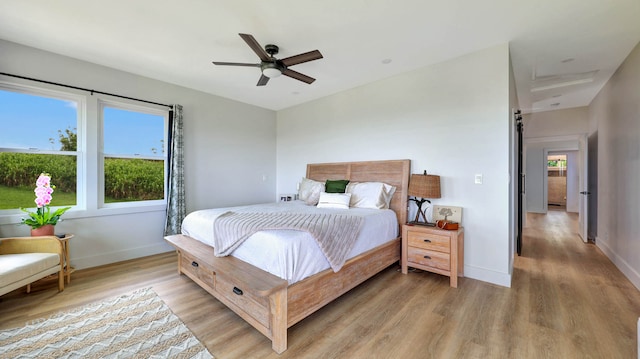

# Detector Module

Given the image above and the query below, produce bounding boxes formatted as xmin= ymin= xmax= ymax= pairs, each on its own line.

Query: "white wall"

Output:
xmin=589 ymin=41 xmax=640 ymax=290
xmin=277 ymin=44 xmax=513 ymax=287
xmin=524 ymin=107 xmax=589 ymax=138
xmin=0 ymin=40 xmax=277 ymax=269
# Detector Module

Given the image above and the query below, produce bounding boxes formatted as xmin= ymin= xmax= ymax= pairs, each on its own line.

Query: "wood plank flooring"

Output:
xmin=1 ymin=210 xmax=639 ymax=358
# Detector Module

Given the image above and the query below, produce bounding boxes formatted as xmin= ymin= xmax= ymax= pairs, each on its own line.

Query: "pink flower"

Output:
xmin=32 ymin=173 xmax=55 ymax=207
xmin=34 ymin=187 xmax=52 ymax=197
xmin=35 ymin=193 xmax=52 ymax=207
xmin=36 ymin=174 xmax=51 ymax=187
xmin=41 ymin=194 xmax=52 ymax=205
xmin=35 ymin=197 xmax=46 ymax=207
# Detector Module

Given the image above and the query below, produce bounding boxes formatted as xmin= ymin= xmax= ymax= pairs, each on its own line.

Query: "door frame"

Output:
xmin=525 ymin=134 xmax=588 ymax=242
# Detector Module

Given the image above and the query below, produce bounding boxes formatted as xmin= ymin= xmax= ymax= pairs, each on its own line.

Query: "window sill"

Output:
xmin=0 ymin=204 xmax=166 ymax=226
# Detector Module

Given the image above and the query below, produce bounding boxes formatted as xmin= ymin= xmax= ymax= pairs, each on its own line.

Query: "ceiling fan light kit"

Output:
xmin=212 ymin=33 xmax=323 ymax=86
xmin=261 ymin=63 xmax=282 ymax=78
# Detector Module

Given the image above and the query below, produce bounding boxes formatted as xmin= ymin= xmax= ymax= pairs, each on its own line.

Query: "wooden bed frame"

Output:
xmin=165 ymin=159 xmax=410 ymax=353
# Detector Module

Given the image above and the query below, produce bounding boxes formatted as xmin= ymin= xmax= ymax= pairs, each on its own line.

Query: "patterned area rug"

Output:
xmin=0 ymin=288 xmax=213 ymax=358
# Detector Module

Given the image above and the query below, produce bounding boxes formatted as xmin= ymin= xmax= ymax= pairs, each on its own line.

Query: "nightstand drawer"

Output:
xmin=407 ymin=247 xmax=450 ymax=271
xmin=407 ymin=230 xmax=451 ymax=253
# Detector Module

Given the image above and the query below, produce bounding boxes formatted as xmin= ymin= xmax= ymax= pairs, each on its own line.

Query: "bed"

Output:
xmin=164 ymin=159 xmax=410 ymax=353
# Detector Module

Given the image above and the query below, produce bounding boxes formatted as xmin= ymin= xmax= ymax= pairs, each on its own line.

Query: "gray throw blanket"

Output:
xmin=213 ymin=211 xmax=364 ymax=272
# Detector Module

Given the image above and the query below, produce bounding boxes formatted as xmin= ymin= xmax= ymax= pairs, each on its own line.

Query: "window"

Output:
xmin=0 ymin=82 xmax=169 ymax=220
xmin=0 ymin=87 xmax=80 ymax=210
xmin=100 ymin=102 xmax=168 ymax=206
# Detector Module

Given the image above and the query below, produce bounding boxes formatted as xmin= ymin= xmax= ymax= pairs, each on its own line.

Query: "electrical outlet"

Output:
xmin=474 ymin=174 xmax=483 ymax=184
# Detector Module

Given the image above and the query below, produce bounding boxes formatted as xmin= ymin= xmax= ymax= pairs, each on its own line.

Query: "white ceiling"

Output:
xmin=0 ymin=0 xmax=639 ymax=113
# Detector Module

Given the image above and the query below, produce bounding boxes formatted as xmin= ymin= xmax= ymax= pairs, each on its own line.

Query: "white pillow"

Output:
xmin=346 ymin=182 xmax=397 ymax=209
xmin=298 ymin=178 xmax=325 ymax=205
xmin=316 ymin=192 xmax=351 ymax=209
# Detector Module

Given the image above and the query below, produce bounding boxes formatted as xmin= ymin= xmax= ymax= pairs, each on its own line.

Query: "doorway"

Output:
xmin=543 ymin=150 xmax=580 ymax=214
xmin=547 ymin=154 xmax=567 ymax=210
xmin=524 ymin=134 xmax=589 ymax=241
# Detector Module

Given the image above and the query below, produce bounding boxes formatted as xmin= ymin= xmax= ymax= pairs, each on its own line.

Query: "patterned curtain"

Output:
xmin=164 ymin=104 xmax=185 ymax=236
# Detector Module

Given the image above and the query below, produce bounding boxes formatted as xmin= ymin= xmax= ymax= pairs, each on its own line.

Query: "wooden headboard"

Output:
xmin=306 ymin=159 xmax=411 ymax=227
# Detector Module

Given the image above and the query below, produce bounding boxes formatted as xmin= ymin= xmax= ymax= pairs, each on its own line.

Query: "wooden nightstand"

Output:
xmin=401 ymin=224 xmax=464 ymax=288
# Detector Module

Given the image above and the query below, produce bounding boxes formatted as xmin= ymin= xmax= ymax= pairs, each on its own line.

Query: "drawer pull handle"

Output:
xmin=423 ymin=239 xmax=432 ymax=243
xmin=233 ymin=287 xmax=244 ymax=296
xmin=191 ymin=261 xmax=199 ymax=267
xmin=424 ymin=255 xmax=432 ymax=259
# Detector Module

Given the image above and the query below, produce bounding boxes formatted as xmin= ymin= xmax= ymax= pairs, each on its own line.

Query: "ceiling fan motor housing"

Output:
xmin=265 ymin=44 xmax=279 ymax=57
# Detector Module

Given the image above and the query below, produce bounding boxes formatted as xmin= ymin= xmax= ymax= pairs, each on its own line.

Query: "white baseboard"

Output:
xmin=71 ymin=242 xmax=175 ymax=270
xmin=596 ymin=236 xmax=640 ymax=291
xmin=464 ymin=264 xmax=512 ymax=288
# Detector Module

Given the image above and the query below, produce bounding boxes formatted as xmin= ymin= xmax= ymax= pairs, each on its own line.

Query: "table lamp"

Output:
xmin=408 ymin=170 xmax=441 ymax=225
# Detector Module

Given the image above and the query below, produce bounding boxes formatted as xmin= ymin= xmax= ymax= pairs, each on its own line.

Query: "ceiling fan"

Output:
xmin=212 ymin=33 xmax=323 ymax=86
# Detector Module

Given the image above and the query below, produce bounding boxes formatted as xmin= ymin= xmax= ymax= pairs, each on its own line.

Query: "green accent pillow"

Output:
xmin=325 ymin=179 xmax=350 ymax=193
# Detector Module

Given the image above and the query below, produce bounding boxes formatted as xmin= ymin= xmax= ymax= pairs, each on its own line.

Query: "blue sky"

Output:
xmin=0 ymin=90 xmax=165 ymax=156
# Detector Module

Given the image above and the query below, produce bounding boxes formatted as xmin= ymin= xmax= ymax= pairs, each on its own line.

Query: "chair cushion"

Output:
xmin=0 ymin=253 xmax=60 ymax=288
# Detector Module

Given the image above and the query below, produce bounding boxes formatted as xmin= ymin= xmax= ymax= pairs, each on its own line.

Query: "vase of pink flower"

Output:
xmin=21 ymin=173 xmax=71 ymax=236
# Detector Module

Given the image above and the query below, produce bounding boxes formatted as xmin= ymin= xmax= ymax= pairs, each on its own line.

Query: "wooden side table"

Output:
xmin=56 ymin=234 xmax=75 ymax=284
xmin=401 ymin=224 xmax=464 ymax=288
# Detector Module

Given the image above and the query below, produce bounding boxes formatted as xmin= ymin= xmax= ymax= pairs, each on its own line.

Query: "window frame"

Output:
xmin=0 ymin=81 xmax=169 ymax=226
xmin=98 ymin=99 xmax=169 ymax=209
xmin=0 ymin=82 xmax=85 ymax=215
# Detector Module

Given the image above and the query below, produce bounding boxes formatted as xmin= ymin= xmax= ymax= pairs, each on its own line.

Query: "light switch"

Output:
xmin=474 ymin=174 xmax=483 ymax=184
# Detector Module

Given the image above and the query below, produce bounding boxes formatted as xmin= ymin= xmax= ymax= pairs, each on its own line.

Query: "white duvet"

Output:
xmin=181 ymin=200 xmax=398 ymax=284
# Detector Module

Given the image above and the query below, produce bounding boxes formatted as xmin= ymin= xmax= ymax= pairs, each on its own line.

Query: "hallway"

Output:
xmin=513 ymin=210 xmax=640 ymax=358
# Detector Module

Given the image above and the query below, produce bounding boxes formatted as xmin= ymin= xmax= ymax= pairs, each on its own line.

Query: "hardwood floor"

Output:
xmin=2 ymin=211 xmax=639 ymax=358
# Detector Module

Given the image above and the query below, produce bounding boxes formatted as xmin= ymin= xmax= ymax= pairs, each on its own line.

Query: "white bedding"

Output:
xmin=181 ymin=200 xmax=398 ymax=284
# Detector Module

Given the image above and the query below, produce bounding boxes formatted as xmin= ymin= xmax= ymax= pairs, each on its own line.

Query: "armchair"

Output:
xmin=0 ymin=236 xmax=64 ymax=296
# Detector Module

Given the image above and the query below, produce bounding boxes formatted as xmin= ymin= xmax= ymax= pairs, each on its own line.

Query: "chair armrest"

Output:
xmin=0 ymin=236 xmax=63 ymax=256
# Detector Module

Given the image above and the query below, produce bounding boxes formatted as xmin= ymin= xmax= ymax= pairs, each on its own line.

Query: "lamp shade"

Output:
xmin=408 ymin=173 xmax=441 ymax=199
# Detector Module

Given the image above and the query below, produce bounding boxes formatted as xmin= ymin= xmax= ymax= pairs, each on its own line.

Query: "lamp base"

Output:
xmin=406 ymin=221 xmax=436 ymax=227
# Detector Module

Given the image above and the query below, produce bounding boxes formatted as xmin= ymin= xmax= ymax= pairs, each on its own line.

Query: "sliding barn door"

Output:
xmin=516 ymin=111 xmax=524 ymax=256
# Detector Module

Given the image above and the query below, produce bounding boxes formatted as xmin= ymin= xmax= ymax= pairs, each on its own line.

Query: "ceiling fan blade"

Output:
xmin=281 ymin=50 xmax=323 ymax=67
xmin=257 ymin=74 xmax=270 ymax=86
xmin=212 ymin=61 xmax=260 ymax=67
xmin=282 ymin=68 xmax=315 ymax=84
xmin=239 ymin=33 xmax=270 ymax=62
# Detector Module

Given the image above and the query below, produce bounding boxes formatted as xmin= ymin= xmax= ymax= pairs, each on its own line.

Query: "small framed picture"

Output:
xmin=279 ymin=194 xmax=297 ymax=202
xmin=433 ymin=205 xmax=462 ymax=223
